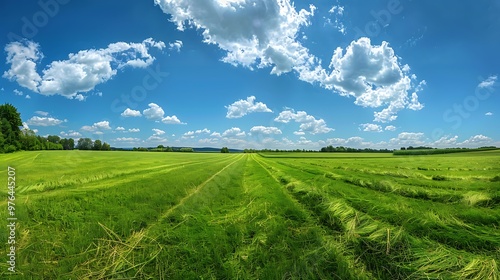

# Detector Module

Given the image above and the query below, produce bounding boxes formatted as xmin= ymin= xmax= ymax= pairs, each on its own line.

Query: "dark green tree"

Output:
xmin=77 ymin=138 xmax=93 ymax=150
xmin=93 ymin=139 xmax=103 ymax=150
xmin=0 ymin=103 xmax=23 ymax=152
xmin=47 ymin=135 xmax=61 ymax=144
xmin=221 ymin=147 xmax=229 ymax=153
xmin=101 ymin=142 xmax=111 ymax=151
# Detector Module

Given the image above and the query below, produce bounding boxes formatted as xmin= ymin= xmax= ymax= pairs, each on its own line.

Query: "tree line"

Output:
xmin=0 ymin=103 xmax=110 ymax=153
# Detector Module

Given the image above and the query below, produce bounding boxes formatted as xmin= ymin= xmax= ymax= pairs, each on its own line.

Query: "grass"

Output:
xmin=0 ymin=150 xmax=499 ymax=279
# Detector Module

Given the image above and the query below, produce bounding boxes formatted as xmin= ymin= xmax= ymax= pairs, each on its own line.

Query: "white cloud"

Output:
xmin=274 ymin=109 xmax=332 ymax=134
xmin=226 ymin=96 xmax=272 ymax=118
xmin=35 ymin=111 xmax=49 ymax=116
xmin=323 ymin=38 xmax=425 ymax=122
xmin=13 ymin=89 xmax=23 ymax=95
xmin=75 ymin=94 xmax=86 ymax=101
xmin=154 ymin=2 xmax=424 ymax=122
xmin=389 ymin=132 xmax=425 ymax=146
xmin=115 ymin=137 xmax=141 ymax=142
xmin=250 ymin=126 xmax=282 ymax=135
xmin=478 ymin=75 xmax=497 ymax=89
xmin=25 ymin=94 xmax=31 ymax=99
xmin=195 ymin=128 xmax=211 ymax=134
xmin=129 ymin=128 xmax=140 ymax=132
xmin=325 ymin=6 xmax=346 ymax=34
xmin=3 ymin=41 xmax=42 ymax=92
xmin=3 ymin=38 xmax=165 ymax=99
xmin=60 ymin=130 xmax=82 ymax=138
xmin=360 ymin=123 xmax=382 ymax=132
xmin=169 ymin=40 xmax=183 ymax=52
xmin=147 ymin=135 xmax=168 ymax=143
xmin=222 ymin=127 xmax=246 ymax=137
xmin=143 ymin=103 xmax=165 ymax=120
xmin=199 ymin=138 xmax=219 ymax=145
xmin=81 ymin=121 xmax=112 ymax=132
xmin=27 ymin=116 xmax=66 ymax=126
xmin=385 ymin=125 xmax=396 ymax=131
xmin=432 ymin=135 xmax=458 ymax=148
xmin=115 ymin=126 xmax=126 ymax=131
xmin=152 ymin=128 xmax=165 ymax=135
xmin=121 ymin=108 xmax=142 ymax=117
xmin=155 ymin=0 xmax=317 ymax=76
xmin=485 ymin=112 xmax=493 ymax=116
xmin=459 ymin=134 xmax=493 ymax=147
xmin=162 ymin=115 xmax=186 ymax=124
xmin=210 ymin=132 xmax=222 ymax=137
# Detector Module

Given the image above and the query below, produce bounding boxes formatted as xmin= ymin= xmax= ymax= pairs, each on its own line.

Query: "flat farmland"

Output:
xmin=1 ymin=150 xmax=499 ymax=279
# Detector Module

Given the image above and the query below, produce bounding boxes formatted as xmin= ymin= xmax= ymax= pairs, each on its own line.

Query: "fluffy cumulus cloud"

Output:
xmin=129 ymin=128 xmax=140 ymax=132
xmin=115 ymin=126 xmax=126 ymax=131
xmin=60 ymin=130 xmax=82 ymax=138
xmin=162 ymin=115 xmax=186 ymax=124
xmin=152 ymin=128 xmax=166 ymax=135
xmin=389 ymin=132 xmax=426 ymax=146
xmin=323 ymin=38 xmax=425 ymax=122
xmin=154 ymin=0 xmax=317 ymax=75
xmin=81 ymin=121 xmax=112 ymax=132
xmin=385 ymin=125 xmax=396 ymax=131
xmin=360 ymin=123 xmax=382 ymax=132
xmin=226 ymin=96 xmax=272 ymax=118
xmin=115 ymin=137 xmax=141 ymax=142
xmin=250 ymin=126 xmax=282 ymax=135
xmin=485 ymin=112 xmax=493 ymax=116
xmin=121 ymin=108 xmax=142 ymax=117
xmin=222 ymin=127 xmax=246 ymax=137
xmin=3 ymin=38 xmax=165 ymax=99
xmin=143 ymin=103 xmax=165 ymax=120
xmin=26 ymin=116 xmax=66 ymax=126
xmin=459 ymin=134 xmax=493 ymax=147
xmin=154 ymin=1 xmax=424 ymax=122
xmin=274 ymin=109 xmax=332 ymax=134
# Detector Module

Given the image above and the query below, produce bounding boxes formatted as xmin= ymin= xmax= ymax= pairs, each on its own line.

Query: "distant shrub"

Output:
xmin=491 ymin=176 xmax=500 ymax=182
xmin=432 ymin=175 xmax=447 ymax=181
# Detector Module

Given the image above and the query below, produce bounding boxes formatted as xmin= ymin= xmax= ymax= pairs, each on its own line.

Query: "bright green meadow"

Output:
xmin=0 ymin=150 xmax=499 ymax=279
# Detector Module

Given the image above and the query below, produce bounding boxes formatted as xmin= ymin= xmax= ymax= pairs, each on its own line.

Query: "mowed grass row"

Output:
xmin=256 ymin=152 xmax=500 ymax=279
xmin=1 ymin=151 xmax=499 ymax=279
xmin=0 ymin=151 xmax=242 ymax=278
xmin=76 ymin=154 xmax=372 ymax=279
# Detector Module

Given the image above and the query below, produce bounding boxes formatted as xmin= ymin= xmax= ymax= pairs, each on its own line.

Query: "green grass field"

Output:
xmin=1 ymin=150 xmax=499 ymax=279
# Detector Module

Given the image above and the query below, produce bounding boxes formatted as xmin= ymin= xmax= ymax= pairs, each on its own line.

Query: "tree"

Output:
xmin=157 ymin=144 xmax=164 ymax=151
xmin=221 ymin=147 xmax=229 ymax=153
xmin=101 ymin=142 xmax=111 ymax=151
xmin=20 ymin=128 xmax=41 ymax=150
xmin=68 ymin=138 xmax=75 ymax=150
xmin=47 ymin=135 xmax=61 ymax=144
xmin=0 ymin=103 xmax=23 ymax=152
xmin=77 ymin=138 xmax=93 ymax=150
xmin=93 ymin=140 xmax=103 ymax=150
xmin=179 ymin=147 xmax=194 ymax=152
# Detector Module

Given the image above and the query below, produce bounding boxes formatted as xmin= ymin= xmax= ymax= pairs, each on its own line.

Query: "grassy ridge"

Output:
xmin=0 ymin=150 xmax=499 ymax=279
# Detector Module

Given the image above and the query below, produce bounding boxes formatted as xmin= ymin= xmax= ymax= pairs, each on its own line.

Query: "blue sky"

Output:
xmin=1 ymin=0 xmax=499 ymax=150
